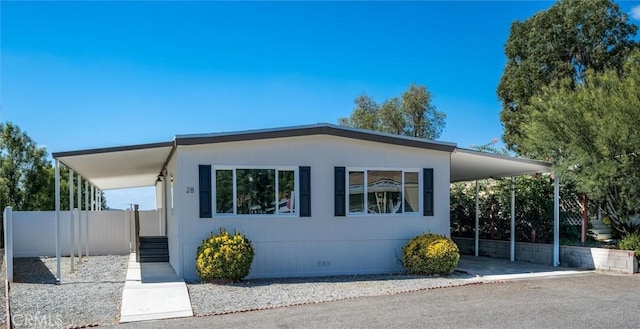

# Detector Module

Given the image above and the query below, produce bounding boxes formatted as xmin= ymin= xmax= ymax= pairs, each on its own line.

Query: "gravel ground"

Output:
xmin=187 ymin=272 xmax=475 ymax=316
xmin=1 ymin=249 xmax=6 ymax=327
xmin=9 ymin=255 xmax=128 ymax=329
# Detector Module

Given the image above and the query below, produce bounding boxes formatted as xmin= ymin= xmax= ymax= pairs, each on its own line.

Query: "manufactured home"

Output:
xmin=52 ymin=124 xmax=554 ymax=280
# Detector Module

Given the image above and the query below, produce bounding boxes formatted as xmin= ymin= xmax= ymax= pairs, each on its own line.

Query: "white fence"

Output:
xmin=6 ymin=209 xmax=161 ymax=258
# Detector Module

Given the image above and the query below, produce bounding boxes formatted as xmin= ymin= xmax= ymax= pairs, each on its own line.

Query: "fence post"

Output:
xmin=74 ymin=208 xmax=80 ymax=264
xmin=134 ymin=205 xmax=140 ymax=263
xmin=3 ymin=206 xmax=13 ymax=282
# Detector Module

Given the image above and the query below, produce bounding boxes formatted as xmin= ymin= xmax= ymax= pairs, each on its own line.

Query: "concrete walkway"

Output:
xmin=120 ymin=253 xmax=193 ymax=323
xmin=457 ymin=255 xmax=587 ymax=280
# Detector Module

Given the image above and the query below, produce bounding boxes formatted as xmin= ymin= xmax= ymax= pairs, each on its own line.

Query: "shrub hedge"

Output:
xmin=618 ymin=231 xmax=640 ymax=261
xmin=196 ymin=228 xmax=254 ymax=282
xmin=402 ymin=233 xmax=460 ymax=275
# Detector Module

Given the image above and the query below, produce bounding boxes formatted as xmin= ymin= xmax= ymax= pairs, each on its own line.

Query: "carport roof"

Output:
xmin=451 ymin=148 xmax=551 ymax=182
xmin=52 ymin=123 xmax=551 ymax=190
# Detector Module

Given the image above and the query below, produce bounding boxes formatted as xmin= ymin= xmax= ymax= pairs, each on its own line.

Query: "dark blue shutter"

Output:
xmin=423 ymin=168 xmax=434 ymax=216
xmin=199 ymin=165 xmax=212 ymax=218
xmin=334 ymin=167 xmax=346 ymax=216
xmin=299 ymin=166 xmax=311 ymax=217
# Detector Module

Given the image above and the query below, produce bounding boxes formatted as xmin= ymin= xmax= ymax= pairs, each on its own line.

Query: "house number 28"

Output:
xmin=186 ymin=187 xmax=195 ymax=194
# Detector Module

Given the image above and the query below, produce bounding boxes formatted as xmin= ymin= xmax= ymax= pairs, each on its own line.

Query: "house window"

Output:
xmin=348 ymin=169 xmax=420 ymax=215
xmin=214 ymin=167 xmax=297 ymax=216
xmin=215 ymin=170 xmax=233 ymax=214
xmin=348 ymin=171 xmax=364 ymax=213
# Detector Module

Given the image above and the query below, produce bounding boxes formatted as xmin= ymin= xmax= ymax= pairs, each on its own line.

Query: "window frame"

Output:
xmin=345 ymin=167 xmax=422 ymax=217
xmin=213 ymin=165 xmax=299 ymax=217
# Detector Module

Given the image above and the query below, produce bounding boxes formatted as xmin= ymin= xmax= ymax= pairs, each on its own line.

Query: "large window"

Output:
xmin=214 ymin=167 xmax=296 ymax=216
xmin=348 ymin=169 xmax=419 ymax=215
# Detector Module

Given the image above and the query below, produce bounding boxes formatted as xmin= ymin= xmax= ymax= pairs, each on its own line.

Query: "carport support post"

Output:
xmin=85 ymin=180 xmax=89 ymax=258
xmin=474 ymin=180 xmax=479 ymax=257
xmin=4 ymin=206 xmax=13 ymax=282
xmin=69 ymin=168 xmax=75 ymax=272
xmin=77 ymin=175 xmax=82 ymax=262
xmin=510 ymin=177 xmax=515 ymax=262
xmin=553 ymin=175 xmax=560 ymax=266
xmin=55 ymin=159 xmax=61 ymax=284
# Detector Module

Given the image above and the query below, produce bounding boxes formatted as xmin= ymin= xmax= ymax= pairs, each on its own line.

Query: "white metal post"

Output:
xmin=85 ymin=181 xmax=89 ymax=258
xmin=98 ymin=189 xmax=102 ymax=211
xmin=128 ymin=205 xmax=133 ymax=252
xmin=77 ymin=175 xmax=82 ymax=262
xmin=55 ymin=159 xmax=61 ymax=284
xmin=510 ymin=177 xmax=515 ymax=262
xmin=91 ymin=185 xmax=95 ymax=211
xmin=4 ymin=206 xmax=13 ymax=282
xmin=69 ymin=168 xmax=75 ymax=272
xmin=474 ymin=180 xmax=479 ymax=257
xmin=553 ymin=175 xmax=560 ymax=266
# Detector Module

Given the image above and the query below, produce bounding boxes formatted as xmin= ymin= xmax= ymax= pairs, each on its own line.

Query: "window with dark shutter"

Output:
xmin=423 ymin=168 xmax=434 ymax=216
xmin=199 ymin=165 xmax=212 ymax=218
xmin=334 ymin=167 xmax=346 ymax=216
xmin=299 ymin=166 xmax=311 ymax=217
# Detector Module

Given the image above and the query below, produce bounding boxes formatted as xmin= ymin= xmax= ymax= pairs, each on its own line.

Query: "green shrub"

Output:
xmin=618 ymin=232 xmax=640 ymax=261
xmin=402 ymin=233 xmax=460 ymax=275
xmin=196 ymin=228 xmax=255 ymax=282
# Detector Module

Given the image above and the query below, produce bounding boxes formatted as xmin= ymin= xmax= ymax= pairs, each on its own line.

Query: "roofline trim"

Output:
xmin=52 ymin=141 xmax=174 ymax=158
xmin=175 ymin=123 xmax=457 ymax=152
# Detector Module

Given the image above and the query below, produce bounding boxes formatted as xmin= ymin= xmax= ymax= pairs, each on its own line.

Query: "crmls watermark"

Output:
xmin=12 ymin=312 xmax=63 ymax=328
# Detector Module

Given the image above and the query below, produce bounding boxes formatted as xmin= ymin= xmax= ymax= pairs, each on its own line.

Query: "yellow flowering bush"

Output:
xmin=402 ymin=233 xmax=460 ymax=275
xmin=196 ymin=228 xmax=254 ymax=282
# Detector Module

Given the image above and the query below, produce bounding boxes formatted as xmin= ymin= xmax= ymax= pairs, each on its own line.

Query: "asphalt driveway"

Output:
xmin=115 ymin=272 xmax=640 ymax=329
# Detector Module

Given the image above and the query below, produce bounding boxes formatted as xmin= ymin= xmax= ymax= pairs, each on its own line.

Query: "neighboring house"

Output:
xmin=53 ymin=124 xmax=553 ymax=280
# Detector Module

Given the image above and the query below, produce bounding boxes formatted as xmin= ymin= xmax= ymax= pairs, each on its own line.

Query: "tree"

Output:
xmin=522 ymin=50 xmax=640 ymax=234
xmin=378 ymin=97 xmax=404 ymax=135
xmin=450 ymin=139 xmax=582 ymax=244
xmin=339 ymin=83 xmax=446 ymax=140
xmin=498 ymin=0 xmax=638 ymax=153
xmin=0 ymin=122 xmax=109 ymax=246
xmin=338 ymin=94 xmax=380 ymax=131
xmin=0 ymin=122 xmax=51 ymax=211
xmin=402 ymin=84 xmax=446 ymax=139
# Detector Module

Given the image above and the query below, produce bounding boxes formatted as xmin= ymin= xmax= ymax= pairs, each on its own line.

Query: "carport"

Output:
xmin=51 ymin=142 xmax=175 ymax=282
xmin=450 ymin=148 xmax=557 ymax=265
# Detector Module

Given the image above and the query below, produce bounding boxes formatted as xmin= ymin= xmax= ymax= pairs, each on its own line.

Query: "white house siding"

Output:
xmin=175 ymin=135 xmax=451 ymax=279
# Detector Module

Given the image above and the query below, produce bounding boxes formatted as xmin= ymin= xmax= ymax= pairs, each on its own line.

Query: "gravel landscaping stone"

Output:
xmin=1 ymin=250 xmax=6 ymax=327
xmin=9 ymin=255 xmax=128 ymax=328
xmin=187 ymin=272 xmax=475 ymax=316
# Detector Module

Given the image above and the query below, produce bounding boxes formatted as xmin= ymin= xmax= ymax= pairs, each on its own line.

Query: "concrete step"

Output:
xmin=140 ymin=248 xmax=169 ymax=256
xmin=139 ymin=236 xmax=169 ymax=263
xmin=139 ymin=242 xmax=168 ymax=250
xmin=140 ymin=236 xmax=168 ymax=243
xmin=139 ymin=255 xmax=169 ymax=263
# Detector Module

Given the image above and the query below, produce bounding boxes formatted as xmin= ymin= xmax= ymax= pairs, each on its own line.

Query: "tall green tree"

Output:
xmin=0 ymin=122 xmax=51 ymax=211
xmin=338 ymin=94 xmax=380 ymax=131
xmin=523 ymin=50 xmax=640 ymax=234
xmin=498 ymin=0 xmax=638 ymax=153
xmin=0 ymin=122 xmax=108 ymax=212
xmin=339 ymin=83 xmax=446 ymax=140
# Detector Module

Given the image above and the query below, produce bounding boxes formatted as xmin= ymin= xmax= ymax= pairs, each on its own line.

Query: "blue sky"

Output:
xmin=2 ymin=1 xmax=640 ymax=209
